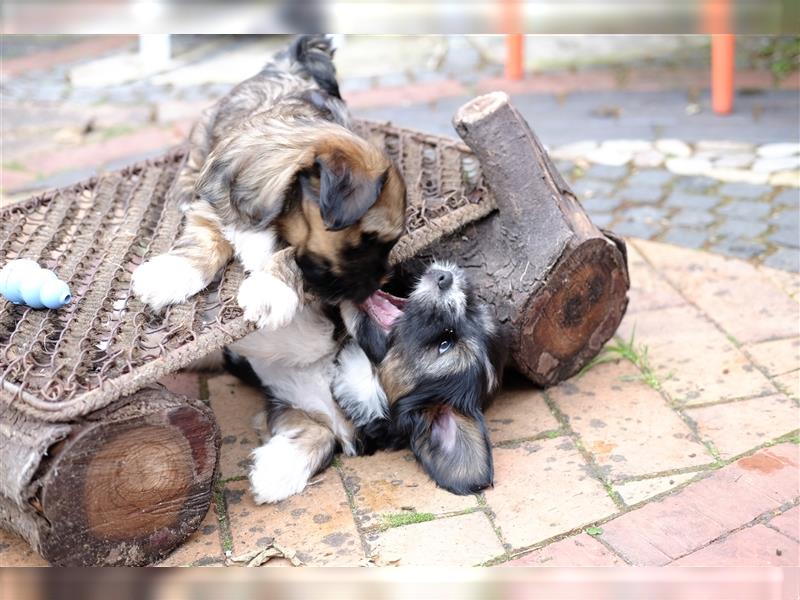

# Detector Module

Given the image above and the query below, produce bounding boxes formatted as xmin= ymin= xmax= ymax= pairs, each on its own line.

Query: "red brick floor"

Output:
xmin=2 ymin=241 xmax=795 ymax=567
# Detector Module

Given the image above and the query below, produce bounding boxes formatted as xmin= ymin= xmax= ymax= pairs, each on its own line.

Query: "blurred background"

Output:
xmin=2 ymin=34 xmax=798 ymax=271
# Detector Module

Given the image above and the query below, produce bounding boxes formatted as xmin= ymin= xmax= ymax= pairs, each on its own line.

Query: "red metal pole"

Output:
xmin=711 ymin=34 xmax=735 ymax=115
xmin=506 ymin=34 xmax=524 ymax=81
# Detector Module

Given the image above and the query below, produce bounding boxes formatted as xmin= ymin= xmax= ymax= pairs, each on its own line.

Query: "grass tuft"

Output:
xmin=580 ymin=327 xmax=667 ymax=392
xmin=382 ymin=512 xmax=436 ymax=529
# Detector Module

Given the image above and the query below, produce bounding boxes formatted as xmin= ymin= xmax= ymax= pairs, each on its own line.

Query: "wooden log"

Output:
xmin=402 ymin=92 xmax=630 ymax=386
xmin=0 ymin=387 xmax=219 ymax=566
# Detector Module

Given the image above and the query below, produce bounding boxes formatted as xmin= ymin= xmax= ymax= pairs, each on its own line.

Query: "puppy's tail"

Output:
xmin=290 ymin=34 xmax=341 ymax=99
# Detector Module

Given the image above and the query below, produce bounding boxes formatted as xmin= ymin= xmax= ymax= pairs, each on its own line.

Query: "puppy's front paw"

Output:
xmin=249 ymin=436 xmax=312 ymax=504
xmin=131 ymin=254 xmax=205 ymax=310
xmin=237 ymin=271 xmax=299 ymax=330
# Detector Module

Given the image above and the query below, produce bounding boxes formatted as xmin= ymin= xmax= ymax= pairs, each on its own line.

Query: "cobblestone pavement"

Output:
xmin=0 ymin=37 xmax=798 ymax=567
xmin=2 ymin=36 xmax=798 ymax=271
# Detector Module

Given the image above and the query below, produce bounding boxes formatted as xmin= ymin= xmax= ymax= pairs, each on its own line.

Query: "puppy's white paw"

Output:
xmin=237 ymin=271 xmax=299 ymax=330
xmin=249 ymin=436 xmax=313 ymax=504
xmin=131 ymin=254 xmax=205 ymax=310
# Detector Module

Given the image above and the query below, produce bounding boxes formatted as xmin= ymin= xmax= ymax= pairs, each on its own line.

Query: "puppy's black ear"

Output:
xmin=413 ymin=407 xmax=493 ymax=495
xmin=304 ymin=158 xmax=386 ymax=231
xmin=406 ymin=405 xmax=493 ymax=495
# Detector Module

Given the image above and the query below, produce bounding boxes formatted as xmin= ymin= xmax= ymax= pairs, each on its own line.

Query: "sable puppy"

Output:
xmin=336 ymin=262 xmax=507 ymax=495
xmin=132 ymin=35 xmax=406 ymax=328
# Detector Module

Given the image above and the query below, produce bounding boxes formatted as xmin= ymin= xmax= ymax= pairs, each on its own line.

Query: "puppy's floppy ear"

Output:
xmin=392 ymin=388 xmax=493 ymax=495
xmin=301 ymin=157 xmax=387 ymax=231
xmin=408 ymin=405 xmax=493 ymax=495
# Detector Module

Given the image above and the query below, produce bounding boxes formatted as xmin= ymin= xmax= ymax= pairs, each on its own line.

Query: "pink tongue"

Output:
xmin=360 ymin=290 xmax=406 ymax=331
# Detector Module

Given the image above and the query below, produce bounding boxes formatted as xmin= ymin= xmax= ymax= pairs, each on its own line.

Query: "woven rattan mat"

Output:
xmin=0 ymin=120 xmax=497 ymax=422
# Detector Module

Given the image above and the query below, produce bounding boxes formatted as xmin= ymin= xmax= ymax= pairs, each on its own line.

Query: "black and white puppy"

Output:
xmin=337 ymin=262 xmax=506 ymax=494
xmin=226 ymin=262 xmax=505 ymax=503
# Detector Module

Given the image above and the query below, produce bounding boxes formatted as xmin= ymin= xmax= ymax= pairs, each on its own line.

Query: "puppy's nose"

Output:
xmin=431 ymin=269 xmax=453 ymax=291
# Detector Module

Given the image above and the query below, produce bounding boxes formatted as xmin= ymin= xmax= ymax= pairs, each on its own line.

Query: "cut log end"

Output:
xmin=35 ymin=388 xmax=219 ymax=566
xmin=516 ymin=237 xmax=629 ymax=386
xmin=454 ymin=91 xmax=510 ymax=126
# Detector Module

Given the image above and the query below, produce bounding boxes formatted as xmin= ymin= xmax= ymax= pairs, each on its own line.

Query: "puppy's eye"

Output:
xmin=438 ymin=330 xmax=455 ymax=354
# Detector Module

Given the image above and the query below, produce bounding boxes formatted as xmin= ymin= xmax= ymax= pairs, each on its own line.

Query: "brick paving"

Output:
xmin=1 ymin=36 xmax=798 ymax=568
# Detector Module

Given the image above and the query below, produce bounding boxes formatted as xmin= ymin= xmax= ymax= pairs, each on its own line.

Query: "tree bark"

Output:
xmin=402 ymin=92 xmax=630 ymax=386
xmin=0 ymin=386 xmax=219 ymax=566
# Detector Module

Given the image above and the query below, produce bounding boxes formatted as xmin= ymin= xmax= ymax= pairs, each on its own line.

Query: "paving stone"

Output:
xmin=626 ymin=169 xmax=674 ymax=188
xmin=551 ymin=141 xmax=598 ymax=161
xmin=599 ymin=444 xmax=799 ymax=565
xmin=619 ymin=186 xmax=663 ymax=205
xmin=713 ymin=153 xmax=754 ymax=169
xmin=614 ymin=473 xmax=698 ymax=506
xmin=672 ymin=176 xmax=718 ymax=194
xmin=688 ymin=394 xmax=797 ymax=459
xmin=758 ymin=265 xmax=800 ymax=300
xmin=763 ymin=247 xmax=800 ymax=273
xmin=634 ymin=240 xmax=800 ymax=344
xmin=207 ymin=374 xmax=266 ymax=479
xmin=612 ymin=219 xmax=661 ymax=239
xmin=770 ymin=205 xmax=800 ymax=228
xmin=718 ymin=182 xmax=773 ymax=199
xmin=670 ymin=525 xmax=799 ymax=566
xmin=485 ymin=376 xmax=560 ymax=443
xmin=625 ymin=243 xmax=687 ymax=313
xmin=632 ymin=149 xmax=665 ymax=168
xmin=571 ymin=178 xmax=615 ymax=199
xmin=0 ymin=528 xmax=49 ymax=566
xmin=617 ymin=303 xmax=775 ymax=406
xmin=158 ymin=371 xmax=201 ymax=399
xmin=584 ymin=164 xmax=628 ymax=181
xmin=770 ymin=170 xmax=800 ymax=187
xmin=769 ymin=225 xmax=800 ymax=249
xmin=671 ymin=209 xmax=715 ymax=228
xmin=768 ymin=505 xmax=799 ymax=541
xmin=730 ymin=443 xmax=799 ymax=505
xmin=586 ymin=147 xmax=632 ymax=167
xmin=709 ymin=168 xmax=770 ymax=185
xmin=753 ymin=156 xmax=800 ymax=173
xmin=773 ymin=188 xmax=800 ymax=207
xmin=665 ymin=157 xmax=712 ymax=176
xmin=506 ymin=533 xmax=624 ymax=566
xmin=340 ymin=450 xmax=476 ymax=529
xmin=716 ymin=201 xmax=772 ymax=219
xmin=696 ymin=140 xmax=754 ymax=154
xmin=664 ymin=191 xmax=718 ymax=210
xmin=661 ymin=227 xmax=709 ymax=250
xmin=744 ymin=337 xmax=800 ymax=377
xmin=757 ymin=143 xmax=800 ymax=158
xmin=366 ymin=512 xmax=504 ymax=566
xmin=626 ymin=206 xmax=668 ymax=222
xmin=550 ymin=361 xmax=711 ymax=479
xmin=157 ymin=507 xmax=224 ymax=566
xmin=224 ymin=477 xmax=364 ymax=566
xmin=773 ymin=372 xmax=799 ymax=400
xmin=714 ymin=218 xmax=769 ymax=239
xmin=709 ymin=239 xmax=769 ymax=261
xmin=655 ymin=139 xmax=691 ymax=158
xmin=582 ymin=195 xmax=621 ymax=212
xmin=485 ymin=438 xmax=618 ymax=550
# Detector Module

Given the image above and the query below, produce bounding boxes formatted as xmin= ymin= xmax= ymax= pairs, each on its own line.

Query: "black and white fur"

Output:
xmin=226 ymin=262 xmax=505 ymax=503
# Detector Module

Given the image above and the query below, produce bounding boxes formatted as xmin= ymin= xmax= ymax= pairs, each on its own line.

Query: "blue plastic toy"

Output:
xmin=0 ymin=259 xmax=72 ymax=309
